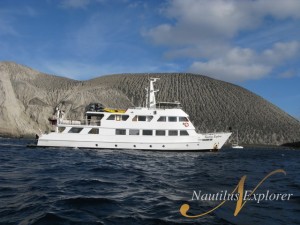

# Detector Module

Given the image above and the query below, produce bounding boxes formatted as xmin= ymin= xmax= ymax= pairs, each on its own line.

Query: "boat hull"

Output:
xmin=37 ymin=132 xmax=231 ymax=151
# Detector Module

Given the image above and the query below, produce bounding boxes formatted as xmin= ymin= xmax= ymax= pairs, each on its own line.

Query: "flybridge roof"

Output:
xmin=86 ymin=107 xmax=188 ymax=117
xmin=85 ymin=101 xmax=182 ymax=115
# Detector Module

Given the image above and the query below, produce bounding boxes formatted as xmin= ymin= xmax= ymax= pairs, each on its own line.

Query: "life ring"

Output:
xmin=183 ymin=122 xmax=189 ymax=127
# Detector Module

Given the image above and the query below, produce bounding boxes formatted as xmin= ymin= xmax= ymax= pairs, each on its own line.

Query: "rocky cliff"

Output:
xmin=0 ymin=61 xmax=299 ymax=145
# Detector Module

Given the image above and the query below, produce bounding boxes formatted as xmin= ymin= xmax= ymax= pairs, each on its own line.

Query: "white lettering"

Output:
xmin=192 ymin=191 xmax=201 ymax=200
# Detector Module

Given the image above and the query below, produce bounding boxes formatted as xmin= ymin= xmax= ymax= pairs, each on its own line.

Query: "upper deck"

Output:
xmin=57 ymin=78 xmax=193 ymax=129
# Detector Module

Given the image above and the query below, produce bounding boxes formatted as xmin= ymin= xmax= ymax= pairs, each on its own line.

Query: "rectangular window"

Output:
xmin=168 ymin=117 xmax=177 ymax=122
xmin=157 ymin=116 xmax=166 ymax=122
xmin=116 ymin=129 xmax=126 ymax=135
xmin=180 ymin=130 xmax=189 ymax=136
xmin=169 ymin=130 xmax=178 ymax=136
xmin=129 ymin=129 xmax=139 ymax=135
xmin=156 ymin=130 xmax=166 ymax=136
xmin=132 ymin=115 xmax=153 ymax=122
xmin=142 ymin=130 xmax=153 ymax=136
xmin=89 ymin=128 xmax=99 ymax=134
xmin=68 ymin=127 xmax=83 ymax=133
xmin=179 ymin=117 xmax=189 ymax=122
xmin=107 ymin=115 xmax=115 ymax=120
xmin=122 ymin=115 xmax=129 ymax=121
xmin=116 ymin=115 xmax=121 ymax=121
xmin=138 ymin=116 xmax=146 ymax=121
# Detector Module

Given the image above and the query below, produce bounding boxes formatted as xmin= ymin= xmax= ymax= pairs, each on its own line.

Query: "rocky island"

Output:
xmin=0 ymin=61 xmax=299 ymax=145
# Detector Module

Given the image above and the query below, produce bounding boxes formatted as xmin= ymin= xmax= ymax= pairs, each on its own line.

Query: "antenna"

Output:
xmin=145 ymin=87 xmax=149 ymax=108
xmin=177 ymin=74 xmax=179 ymax=102
xmin=149 ymin=78 xmax=159 ymax=108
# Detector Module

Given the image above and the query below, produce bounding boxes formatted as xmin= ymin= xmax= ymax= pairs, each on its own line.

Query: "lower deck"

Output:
xmin=37 ymin=132 xmax=231 ymax=151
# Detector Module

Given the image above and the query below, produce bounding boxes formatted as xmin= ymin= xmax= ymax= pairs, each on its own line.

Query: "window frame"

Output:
xmin=168 ymin=130 xmax=178 ymax=136
xmin=179 ymin=117 xmax=189 ymax=122
xmin=129 ymin=129 xmax=140 ymax=135
xmin=142 ymin=130 xmax=153 ymax=136
xmin=107 ymin=115 xmax=115 ymax=120
xmin=155 ymin=130 xmax=166 ymax=136
xmin=115 ymin=129 xmax=126 ymax=135
xmin=180 ymin=130 xmax=189 ymax=136
xmin=68 ymin=127 xmax=83 ymax=133
xmin=88 ymin=128 xmax=99 ymax=134
xmin=122 ymin=115 xmax=129 ymax=121
xmin=157 ymin=116 xmax=166 ymax=122
xmin=168 ymin=117 xmax=177 ymax=122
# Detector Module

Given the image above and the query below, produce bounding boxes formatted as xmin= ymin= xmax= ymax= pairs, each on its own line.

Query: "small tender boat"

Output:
xmin=37 ymin=78 xmax=231 ymax=151
xmin=232 ymin=144 xmax=244 ymax=149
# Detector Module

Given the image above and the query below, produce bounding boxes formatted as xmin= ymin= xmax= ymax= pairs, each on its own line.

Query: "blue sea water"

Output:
xmin=0 ymin=138 xmax=299 ymax=225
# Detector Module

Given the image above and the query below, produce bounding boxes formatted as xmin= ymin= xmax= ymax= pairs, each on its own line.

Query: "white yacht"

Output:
xmin=37 ymin=78 xmax=231 ymax=151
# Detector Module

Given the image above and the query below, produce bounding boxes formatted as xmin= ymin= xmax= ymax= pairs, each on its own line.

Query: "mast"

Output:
xmin=145 ymin=87 xmax=149 ymax=108
xmin=148 ymin=78 xmax=159 ymax=108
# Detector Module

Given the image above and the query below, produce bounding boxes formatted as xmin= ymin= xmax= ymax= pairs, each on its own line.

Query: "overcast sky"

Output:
xmin=1 ymin=0 xmax=300 ymax=119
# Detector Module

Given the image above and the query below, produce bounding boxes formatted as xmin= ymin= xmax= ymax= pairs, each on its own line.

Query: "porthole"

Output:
xmin=95 ymin=144 xmax=98 ymax=147
xmin=150 ymin=145 xmax=152 ymax=148
xmin=133 ymin=145 xmax=136 ymax=147
xmin=115 ymin=144 xmax=118 ymax=147
xmin=162 ymin=145 xmax=165 ymax=148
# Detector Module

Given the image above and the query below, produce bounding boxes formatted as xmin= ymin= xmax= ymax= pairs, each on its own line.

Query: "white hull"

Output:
xmin=38 ymin=132 xmax=231 ymax=151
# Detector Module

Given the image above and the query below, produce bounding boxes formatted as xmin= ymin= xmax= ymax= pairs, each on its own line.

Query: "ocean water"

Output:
xmin=0 ymin=138 xmax=299 ymax=225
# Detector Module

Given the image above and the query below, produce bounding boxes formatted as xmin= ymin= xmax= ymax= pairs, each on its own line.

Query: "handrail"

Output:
xmin=58 ymin=119 xmax=101 ymax=126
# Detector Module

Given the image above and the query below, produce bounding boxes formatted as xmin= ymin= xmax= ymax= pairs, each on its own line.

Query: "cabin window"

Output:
xmin=179 ymin=117 xmax=189 ymax=122
xmin=116 ymin=129 xmax=126 ymax=135
xmin=168 ymin=117 xmax=177 ymax=122
xmin=180 ymin=130 xmax=189 ymax=136
xmin=107 ymin=115 xmax=115 ymax=120
xmin=138 ymin=116 xmax=146 ymax=121
xmin=142 ymin=130 xmax=153 ymax=136
xmin=107 ymin=114 xmax=128 ymax=121
xmin=122 ymin=115 xmax=129 ymax=121
xmin=68 ymin=127 xmax=83 ymax=133
xmin=156 ymin=130 xmax=166 ymax=136
xmin=157 ymin=116 xmax=166 ymax=122
xmin=132 ymin=115 xmax=153 ymax=122
xmin=169 ymin=130 xmax=178 ymax=136
xmin=146 ymin=116 xmax=153 ymax=122
xmin=89 ymin=128 xmax=99 ymax=134
xmin=129 ymin=129 xmax=139 ymax=135
xmin=58 ymin=127 xmax=66 ymax=133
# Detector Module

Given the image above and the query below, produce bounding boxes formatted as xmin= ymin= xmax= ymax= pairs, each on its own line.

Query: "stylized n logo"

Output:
xmin=180 ymin=169 xmax=286 ymax=218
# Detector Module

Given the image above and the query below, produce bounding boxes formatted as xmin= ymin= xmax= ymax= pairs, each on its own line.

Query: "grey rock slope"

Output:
xmin=0 ymin=61 xmax=299 ymax=145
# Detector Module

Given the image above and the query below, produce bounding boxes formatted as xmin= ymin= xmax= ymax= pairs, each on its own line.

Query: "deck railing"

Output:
xmin=58 ymin=119 xmax=101 ymax=126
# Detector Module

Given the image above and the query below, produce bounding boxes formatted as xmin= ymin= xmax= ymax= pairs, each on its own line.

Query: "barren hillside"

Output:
xmin=0 ymin=61 xmax=299 ymax=145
